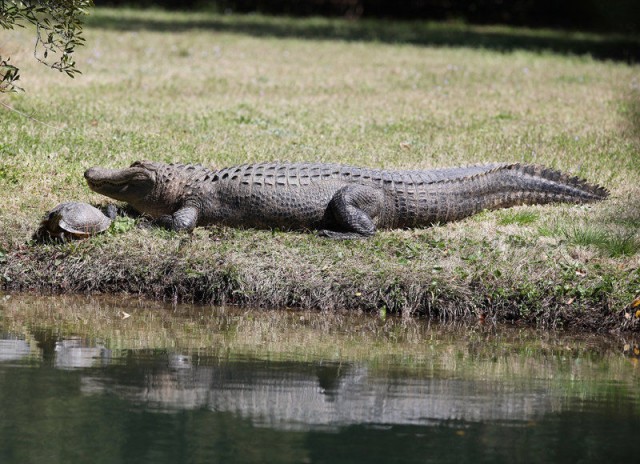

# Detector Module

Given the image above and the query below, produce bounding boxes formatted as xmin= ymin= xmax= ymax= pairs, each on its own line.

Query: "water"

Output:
xmin=0 ymin=295 xmax=639 ymax=463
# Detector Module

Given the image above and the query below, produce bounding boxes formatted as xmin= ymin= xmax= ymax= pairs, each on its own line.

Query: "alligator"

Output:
xmin=84 ymin=160 xmax=608 ymax=239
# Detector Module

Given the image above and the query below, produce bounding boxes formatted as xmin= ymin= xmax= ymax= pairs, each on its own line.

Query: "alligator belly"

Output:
xmin=214 ymin=186 xmax=335 ymax=230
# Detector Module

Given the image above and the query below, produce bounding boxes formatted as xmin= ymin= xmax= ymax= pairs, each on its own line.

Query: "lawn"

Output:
xmin=1 ymin=8 xmax=639 ymax=330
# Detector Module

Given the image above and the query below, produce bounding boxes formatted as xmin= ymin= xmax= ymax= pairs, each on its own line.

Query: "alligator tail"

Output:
xmin=501 ymin=163 xmax=609 ymax=204
xmin=426 ymin=163 xmax=609 ymax=223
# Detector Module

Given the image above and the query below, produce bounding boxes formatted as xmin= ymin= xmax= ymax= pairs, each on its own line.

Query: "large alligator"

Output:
xmin=84 ymin=160 xmax=608 ymax=239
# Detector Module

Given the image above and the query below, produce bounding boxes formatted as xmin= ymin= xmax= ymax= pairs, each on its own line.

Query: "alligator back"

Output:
xmin=185 ymin=162 xmax=608 ymax=230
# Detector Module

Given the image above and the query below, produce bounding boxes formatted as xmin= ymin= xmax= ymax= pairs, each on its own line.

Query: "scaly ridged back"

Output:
xmin=206 ymin=162 xmax=512 ymax=188
xmin=163 ymin=161 xmax=608 ymax=229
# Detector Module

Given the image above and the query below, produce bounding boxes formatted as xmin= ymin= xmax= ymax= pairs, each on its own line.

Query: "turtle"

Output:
xmin=36 ymin=202 xmax=117 ymax=241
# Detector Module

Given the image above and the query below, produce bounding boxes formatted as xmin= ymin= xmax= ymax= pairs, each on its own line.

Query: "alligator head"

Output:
xmin=84 ymin=160 xmax=181 ymax=217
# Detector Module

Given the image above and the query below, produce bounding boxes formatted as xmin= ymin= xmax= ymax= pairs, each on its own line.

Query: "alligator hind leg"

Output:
xmin=319 ymin=185 xmax=384 ymax=239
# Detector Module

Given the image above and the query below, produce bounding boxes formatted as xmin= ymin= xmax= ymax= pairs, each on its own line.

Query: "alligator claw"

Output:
xmin=318 ymin=229 xmax=369 ymax=240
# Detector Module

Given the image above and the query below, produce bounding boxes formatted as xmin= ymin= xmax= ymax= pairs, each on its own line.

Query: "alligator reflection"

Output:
xmin=0 ymin=335 xmax=32 ymax=362
xmin=0 ymin=332 xmax=555 ymax=430
xmin=55 ymin=337 xmax=112 ymax=369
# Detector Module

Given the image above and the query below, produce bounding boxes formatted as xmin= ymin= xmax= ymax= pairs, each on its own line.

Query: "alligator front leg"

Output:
xmin=153 ymin=206 xmax=199 ymax=232
xmin=319 ymin=185 xmax=384 ymax=239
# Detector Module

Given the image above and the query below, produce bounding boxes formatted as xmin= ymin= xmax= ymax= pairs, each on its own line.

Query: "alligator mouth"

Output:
xmin=85 ymin=176 xmax=130 ymax=196
xmin=84 ymin=166 xmax=155 ymax=201
xmin=86 ymin=178 xmax=122 ymax=187
xmin=85 ymin=178 xmax=128 ymax=190
xmin=90 ymin=181 xmax=130 ymax=196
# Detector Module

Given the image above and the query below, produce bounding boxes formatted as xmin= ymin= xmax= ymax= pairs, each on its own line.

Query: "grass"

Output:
xmin=567 ymin=226 xmax=640 ymax=257
xmin=497 ymin=210 xmax=540 ymax=226
xmin=1 ymin=8 xmax=640 ymax=331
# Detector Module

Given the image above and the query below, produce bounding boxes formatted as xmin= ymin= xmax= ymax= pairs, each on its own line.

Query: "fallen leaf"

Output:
xmin=632 ymin=297 xmax=640 ymax=308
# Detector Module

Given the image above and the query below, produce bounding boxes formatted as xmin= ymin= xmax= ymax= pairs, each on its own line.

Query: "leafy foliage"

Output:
xmin=0 ymin=0 xmax=93 ymax=92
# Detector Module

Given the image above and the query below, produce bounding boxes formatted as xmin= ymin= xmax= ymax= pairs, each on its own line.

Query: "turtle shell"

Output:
xmin=42 ymin=202 xmax=113 ymax=239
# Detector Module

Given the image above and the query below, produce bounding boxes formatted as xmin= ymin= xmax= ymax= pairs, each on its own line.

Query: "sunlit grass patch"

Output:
xmin=497 ymin=210 xmax=540 ymax=226
xmin=566 ymin=226 xmax=640 ymax=257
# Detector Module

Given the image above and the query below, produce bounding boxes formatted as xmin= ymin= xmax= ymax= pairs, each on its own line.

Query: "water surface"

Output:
xmin=0 ymin=295 xmax=639 ymax=463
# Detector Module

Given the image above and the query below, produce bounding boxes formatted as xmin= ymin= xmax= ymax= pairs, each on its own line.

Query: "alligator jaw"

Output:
xmin=84 ymin=165 xmax=156 ymax=203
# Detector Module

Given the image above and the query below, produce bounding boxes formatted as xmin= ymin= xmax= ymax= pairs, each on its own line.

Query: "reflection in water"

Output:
xmin=0 ymin=332 xmax=586 ymax=429
xmin=82 ymin=361 xmax=556 ymax=429
xmin=54 ymin=337 xmax=112 ymax=370
xmin=0 ymin=296 xmax=639 ymax=464
xmin=0 ymin=336 xmax=31 ymax=362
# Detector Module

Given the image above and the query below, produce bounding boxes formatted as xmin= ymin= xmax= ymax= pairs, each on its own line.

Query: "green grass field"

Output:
xmin=1 ymin=8 xmax=639 ymax=330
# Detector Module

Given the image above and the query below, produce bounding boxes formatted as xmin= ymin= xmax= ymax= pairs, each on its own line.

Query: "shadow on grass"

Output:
xmin=85 ymin=10 xmax=640 ymax=62
xmin=622 ymin=90 xmax=640 ymax=143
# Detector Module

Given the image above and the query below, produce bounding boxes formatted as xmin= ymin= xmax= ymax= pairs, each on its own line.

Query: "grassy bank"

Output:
xmin=1 ymin=8 xmax=639 ymax=331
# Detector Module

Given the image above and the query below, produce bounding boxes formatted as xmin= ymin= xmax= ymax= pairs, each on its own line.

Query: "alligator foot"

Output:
xmin=322 ymin=185 xmax=382 ymax=239
xmin=103 ymin=203 xmax=119 ymax=220
xmin=151 ymin=206 xmax=199 ymax=232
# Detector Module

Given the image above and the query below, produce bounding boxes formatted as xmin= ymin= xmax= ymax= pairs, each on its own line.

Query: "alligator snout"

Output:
xmin=84 ymin=167 xmax=99 ymax=183
xmin=84 ymin=166 xmax=131 ymax=186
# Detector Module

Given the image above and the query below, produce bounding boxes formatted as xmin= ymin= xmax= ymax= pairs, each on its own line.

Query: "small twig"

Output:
xmin=0 ymin=98 xmax=65 ymax=132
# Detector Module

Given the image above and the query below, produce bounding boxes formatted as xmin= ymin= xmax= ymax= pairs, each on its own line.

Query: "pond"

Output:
xmin=0 ymin=294 xmax=639 ymax=464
